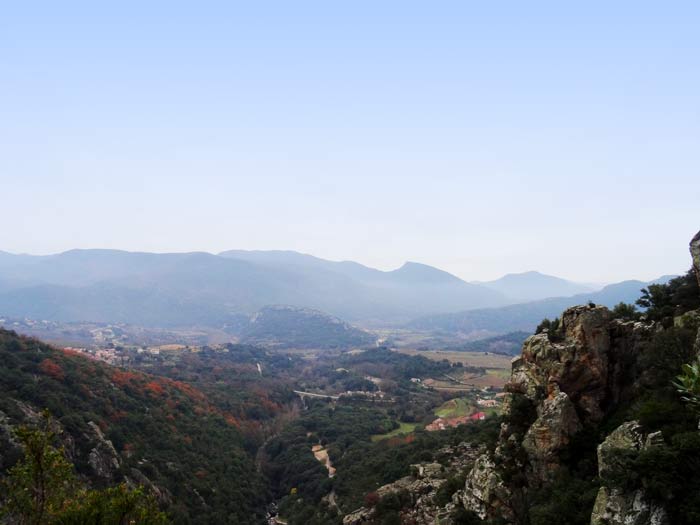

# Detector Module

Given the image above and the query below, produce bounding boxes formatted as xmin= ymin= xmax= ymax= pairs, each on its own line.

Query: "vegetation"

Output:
xmin=611 ymin=301 xmax=640 ymax=320
xmin=534 ymin=317 xmax=562 ymax=341
xmin=636 ymin=270 xmax=700 ymax=323
xmin=0 ymin=329 xmax=269 ymax=524
xmin=240 ymin=305 xmax=376 ymax=349
xmin=2 ymin=263 xmax=698 ymax=525
xmin=455 ymin=331 xmax=530 ymax=356
xmin=675 ymin=360 xmax=700 ymax=413
xmin=0 ymin=413 xmax=166 ymax=525
xmin=263 ymin=381 xmax=501 ymax=524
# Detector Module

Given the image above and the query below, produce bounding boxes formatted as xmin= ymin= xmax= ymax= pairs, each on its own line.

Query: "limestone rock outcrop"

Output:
xmin=460 ymin=454 xmax=514 ymax=522
xmin=342 ymin=463 xmax=447 ymax=525
xmin=85 ymin=420 xmax=121 ymax=482
xmin=521 ymin=389 xmax=581 ymax=483
xmin=508 ymin=306 xmax=650 ymax=425
xmin=342 ymin=443 xmax=483 ymax=525
xmin=461 ymin=305 xmax=655 ymax=523
xmin=691 ymin=230 xmax=700 ymax=289
xmin=0 ymin=410 xmax=22 ymax=471
xmin=692 ymin=230 xmax=700 ymax=355
xmin=590 ymin=421 xmax=669 ymax=525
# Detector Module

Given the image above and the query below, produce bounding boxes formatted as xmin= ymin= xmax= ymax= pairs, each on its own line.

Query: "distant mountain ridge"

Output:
xmin=476 ymin=270 xmax=595 ymax=302
xmin=0 ymin=249 xmax=505 ymax=326
xmin=0 ymin=248 xmax=675 ymax=333
xmin=408 ymin=275 xmax=676 ymax=336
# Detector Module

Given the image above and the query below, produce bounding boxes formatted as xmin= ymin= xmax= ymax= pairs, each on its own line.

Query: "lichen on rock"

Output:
xmin=522 ymin=389 xmax=581 ymax=484
xmin=591 ymin=421 xmax=669 ymax=525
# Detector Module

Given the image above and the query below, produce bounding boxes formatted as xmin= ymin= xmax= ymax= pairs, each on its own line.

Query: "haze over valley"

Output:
xmin=0 ymin=247 xmax=676 ymax=351
xmin=2 ymin=2 xmax=700 ymax=525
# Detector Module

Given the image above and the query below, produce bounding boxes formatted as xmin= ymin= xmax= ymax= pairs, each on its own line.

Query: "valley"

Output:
xmin=0 ymin=237 xmax=697 ymax=525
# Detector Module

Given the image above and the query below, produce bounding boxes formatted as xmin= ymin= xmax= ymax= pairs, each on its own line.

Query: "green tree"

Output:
xmin=612 ymin=302 xmax=639 ymax=321
xmin=637 ymin=271 xmax=700 ymax=323
xmin=0 ymin=413 xmax=167 ymax=525
xmin=1 ymin=414 xmax=75 ymax=525
xmin=674 ymin=360 xmax=700 ymax=414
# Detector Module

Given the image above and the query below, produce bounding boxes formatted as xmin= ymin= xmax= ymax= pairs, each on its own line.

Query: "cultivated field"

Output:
xmin=393 ymin=349 xmax=513 ymax=389
xmin=393 ymin=349 xmax=513 ymax=369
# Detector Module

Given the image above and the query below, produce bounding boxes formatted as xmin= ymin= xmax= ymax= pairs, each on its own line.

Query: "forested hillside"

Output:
xmin=0 ymin=330 xmax=273 ymax=524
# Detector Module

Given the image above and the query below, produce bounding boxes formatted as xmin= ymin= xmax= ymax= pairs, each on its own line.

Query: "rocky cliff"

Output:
xmin=456 ymin=304 xmax=657 ymax=523
xmin=691 ymin=231 xmax=700 ymax=290
xmin=342 ymin=443 xmax=484 ymax=525
xmin=455 ymin=229 xmax=700 ymax=525
xmin=590 ymin=421 xmax=668 ymax=525
xmin=691 ymin=231 xmax=700 ymax=357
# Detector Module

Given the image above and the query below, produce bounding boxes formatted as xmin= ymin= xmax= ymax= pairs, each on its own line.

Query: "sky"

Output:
xmin=1 ymin=1 xmax=699 ymax=283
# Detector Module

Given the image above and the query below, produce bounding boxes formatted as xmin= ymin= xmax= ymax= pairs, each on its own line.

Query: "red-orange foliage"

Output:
xmin=170 ymin=380 xmax=206 ymax=402
xmin=145 ymin=380 xmax=166 ymax=396
xmin=111 ymin=370 xmax=140 ymax=387
xmin=39 ymin=358 xmax=64 ymax=381
xmin=223 ymin=413 xmax=239 ymax=427
xmin=195 ymin=469 xmax=208 ymax=479
xmin=61 ymin=348 xmax=86 ymax=358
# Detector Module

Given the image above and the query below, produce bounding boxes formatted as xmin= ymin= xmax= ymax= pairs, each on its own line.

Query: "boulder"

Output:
xmin=0 ymin=410 xmax=22 ymax=470
xmin=591 ymin=421 xmax=669 ymax=525
xmin=507 ymin=305 xmax=647 ymax=425
xmin=460 ymin=454 xmax=515 ymax=522
xmin=522 ymin=389 xmax=581 ymax=483
xmin=460 ymin=305 xmax=654 ymax=523
xmin=591 ymin=487 xmax=669 ymax=525
xmin=692 ymin=231 xmax=700 ymax=356
xmin=691 ymin=230 xmax=700 ymax=289
xmin=86 ymin=421 xmax=121 ymax=481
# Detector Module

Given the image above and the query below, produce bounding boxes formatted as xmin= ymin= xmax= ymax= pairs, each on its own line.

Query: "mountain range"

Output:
xmin=475 ymin=270 xmax=595 ymax=302
xmin=408 ymin=275 xmax=676 ymax=335
xmin=0 ymin=249 xmax=671 ymax=335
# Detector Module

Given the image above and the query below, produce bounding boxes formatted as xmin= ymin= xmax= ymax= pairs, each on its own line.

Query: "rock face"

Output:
xmin=521 ymin=389 xmax=581 ymax=483
xmin=0 ymin=410 xmax=22 ymax=471
xmin=460 ymin=454 xmax=514 ymax=522
xmin=461 ymin=305 xmax=655 ymax=523
xmin=342 ymin=463 xmax=447 ymax=525
xmin=342 ymin=443 xmax=483 ymax=525
xmin=455 ymin=230 xmax=700 ymax=524
xmin=691 ymin=230 xmax=700 ymax=289
xmin=86 ymin=421 xmax=121 ymax=482
xmin=590 ymin=421 xmax=669 ymax=525
xmin=692 ymin=230 xmax=700 ymax=356
xmin=508 ymin=306 xmax=649 ymax=425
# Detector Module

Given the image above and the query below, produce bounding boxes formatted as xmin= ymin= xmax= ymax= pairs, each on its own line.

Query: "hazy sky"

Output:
xmin=2 ymin=1 xmax=699 ymax=283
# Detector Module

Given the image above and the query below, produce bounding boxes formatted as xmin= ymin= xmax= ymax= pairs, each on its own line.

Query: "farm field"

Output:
xmin=371 ymin=421 xmax=421 ymax=442
xmin=393 ymin=349 xmax=513 ymax=369
xmin=434 ymin=397 xmax=475 ymax=418
xmin=394 ymin=349 xmax=512 ymax=389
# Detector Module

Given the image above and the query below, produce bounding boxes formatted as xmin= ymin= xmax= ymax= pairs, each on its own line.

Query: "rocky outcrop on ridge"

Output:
xmin=590 ymin=421 xmax=669 ymax=525
xmin=691 ymin=230 xmax=700 ymax=290
xmin=456 ymin=229 xmax=700 ymax=525
xmin=343 ymin=443 xmax=484 ymax=525
xmin=692 ymin=230 xmax=700 ymax=356
xmin=85 ymin=420 xmax=121 ymax=482
xmin=460 ymin=304 xmax=657 ymax=523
